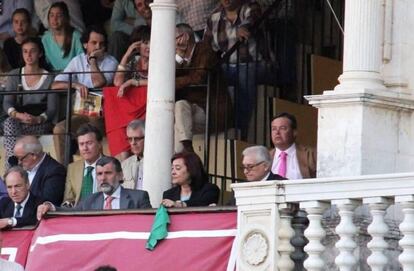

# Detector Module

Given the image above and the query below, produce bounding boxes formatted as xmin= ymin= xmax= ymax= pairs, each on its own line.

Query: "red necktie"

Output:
xmin=278 ymin=151 xmax=287 ymax=177
xmin=104 ymin=196 xmax=113 ymax=210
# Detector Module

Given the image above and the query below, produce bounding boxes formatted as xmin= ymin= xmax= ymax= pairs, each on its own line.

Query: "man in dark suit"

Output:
xmin=37 ymin=156 xmax=151 ymax=218
xmin=228 ymin=145 xmax=286 ymax=205
xmin=0 ymin=166 xmax=41 ymax=229
xmin=13 ymin=136 xmax=66 ymax=206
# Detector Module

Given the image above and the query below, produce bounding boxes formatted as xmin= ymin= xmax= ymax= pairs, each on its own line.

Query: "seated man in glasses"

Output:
xmin=227 ymin=145 xmax=286 ymax=205
xmin=121 ymin=119 xmax=145 ymax=190
xmin=12 ymin=136 xmax=66 ymax=206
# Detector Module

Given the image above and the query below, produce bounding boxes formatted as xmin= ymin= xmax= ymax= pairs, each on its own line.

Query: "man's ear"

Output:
xmin=83 ymin=43 xmax=87 ymax=50
xmin=293 ymin=129 xmax=298 ymax=140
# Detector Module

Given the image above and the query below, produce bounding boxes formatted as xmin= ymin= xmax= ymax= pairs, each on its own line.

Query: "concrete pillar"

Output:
xmin=335 ymin=0 xmax=386 ymax=92
xmin=306 ymin=0 xmax=414 ymax=177
xmin=142 ymin=0 xmax=176 ymax=207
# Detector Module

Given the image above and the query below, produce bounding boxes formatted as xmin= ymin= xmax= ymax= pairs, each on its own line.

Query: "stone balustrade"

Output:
xmin=232 ymin=172 xmax=414 ymax=270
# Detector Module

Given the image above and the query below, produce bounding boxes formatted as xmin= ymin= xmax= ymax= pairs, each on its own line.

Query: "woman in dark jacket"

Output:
xmin=162 ymin=152 xmax=220 ymax=207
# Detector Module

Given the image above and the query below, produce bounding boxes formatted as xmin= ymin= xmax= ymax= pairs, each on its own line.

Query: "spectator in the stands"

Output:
xmin=52 ymin=25 xmax=118 ymax=164
xmin=270 ymin=112 xmax=317 ymax=179
xmin=121 ymin=119 xmax=145 ymax=189
xmin=104 ymin=25 xmax=150 ymax=160
xmin=177 ymin=0 xmax=217 ymax=39
xmin=0 ymin=0 xmax=33 ymax=45
xmin=0 ymin=166 xmax=42 ymax=229
xmin=41 ymin=2 xmax=84 ymax=71
xmin=173 ymin=23 xmax=217 ymax=153
xmin=162 ymin=152 xmax=219 ymax=208
xmin=3 ymin=8 xmax=32 ymax=69
xmin=108 ymin=0 xmax=152 ymax=61
xmin=37 ymin=156 xmax=151 ymax=215
xmin=0 ymin=48 xmax=11 ymax=135
xmin=3 ymin=37 xmax=56 ymax=167
xmin=62 ymin=124 xmax=103 ymax=207
xmin=227 ymin=145 xmax=287 ymax=205
xmin=204 ymin=0 xmax=264 ymax=140
xmin=13 ymin=136 xmax=66 ymax=206
xmin=35 ymin=0 xmax=86 ymax=33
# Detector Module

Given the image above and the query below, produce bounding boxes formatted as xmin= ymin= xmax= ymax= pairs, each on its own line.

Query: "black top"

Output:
xmin=163 ymin=182 xmax=220 ymax=207
xmin=3 ymin=38 xmax=23 ymax=69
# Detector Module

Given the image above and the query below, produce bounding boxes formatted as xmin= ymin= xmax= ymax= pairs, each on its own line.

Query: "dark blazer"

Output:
xmin=60 ymin=187 xmax=152 ymax=211
xmin=163 ymin=182 xmax=220 ymax=207
xmin=0 ymin=193 xmax=41 ymax=227
xmin=226 ymin=172 xmax=287 ymax=206
xmin=31 ymin=154 xmax=66 ymax=206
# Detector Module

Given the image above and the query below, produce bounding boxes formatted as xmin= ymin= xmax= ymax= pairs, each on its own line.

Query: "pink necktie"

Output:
xmin=104 ymin=196 xmax=113 ymax=210
xmin=278 ymin=151 xmax=287 ymax=177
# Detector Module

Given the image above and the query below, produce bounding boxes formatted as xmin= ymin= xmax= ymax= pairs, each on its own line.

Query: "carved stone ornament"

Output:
xmin=242 ymin=231 xmax=269 ymax=266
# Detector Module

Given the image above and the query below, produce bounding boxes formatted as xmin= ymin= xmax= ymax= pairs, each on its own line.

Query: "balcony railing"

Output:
xmin=232 ymin=173 xmax=414 ymax=270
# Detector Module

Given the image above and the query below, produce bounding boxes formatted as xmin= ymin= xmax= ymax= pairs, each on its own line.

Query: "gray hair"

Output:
xmin=4 ymin=166 xmax=29 ymax=184
xmin=176 ymin=23 xmax=195 ymax=43
xmin=242 ymin=145 xmax=272 ymax=166
xmin=126 ymin=119 xmax=145 ymax=135
xmin=97 ymin=156 xmax=122 ymax=173
xmin=16 ymin=136 xmax=43 ymax=154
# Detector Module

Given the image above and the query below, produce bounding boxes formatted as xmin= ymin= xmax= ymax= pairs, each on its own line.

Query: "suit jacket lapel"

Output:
xmin=74 ymin=160 xmax=85 ymax=204
xmin=91 ymin=193 xmax=104 ymax=210
xmin=120 ymin=188 xmax=131 ymax=209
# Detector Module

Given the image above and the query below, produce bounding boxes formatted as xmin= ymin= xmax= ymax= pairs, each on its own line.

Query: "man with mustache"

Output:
xmin=37 ymin=156 xmax=151 ymax=217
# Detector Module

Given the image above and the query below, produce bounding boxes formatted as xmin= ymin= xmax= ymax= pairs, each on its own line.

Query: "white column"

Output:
xmin=277 ymin=203 xmax=295 ymax=271
xmin=332 ymin=199 xmax=359 ymax=271
xmin=395 ymin=195 xmax=414 ymax=270
xmin=142 ymin=0 xmax=176 ymax=207
xmin=363 ymin=197 xmax=392 ymax=271
xmin=301 ymin=201 xmax=330 ymax=271
xmin=335 ymin=0 xmax=385 ymax=91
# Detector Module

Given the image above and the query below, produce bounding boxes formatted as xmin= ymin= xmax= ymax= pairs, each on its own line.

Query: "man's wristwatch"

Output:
xmin=7 ymin=218 xmax=13 ymax=226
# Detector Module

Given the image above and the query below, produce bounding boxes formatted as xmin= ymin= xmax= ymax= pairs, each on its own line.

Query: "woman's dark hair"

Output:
xmin=171 ymin=152 xmax=208 ymax=191
xmin=130 ymin=25 xmax=151 ymax=43
xmin=21 ymin=37 xmax=49 ymax=70
xmin=12 ymin=8 xmax=32 ymax=24
xmin=48 ymin=2 xmax=74 ymax=58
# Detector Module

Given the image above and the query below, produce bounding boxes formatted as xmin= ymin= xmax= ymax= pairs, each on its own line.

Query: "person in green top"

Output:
xmin=41 ymin=2 xmax=83 ymax=71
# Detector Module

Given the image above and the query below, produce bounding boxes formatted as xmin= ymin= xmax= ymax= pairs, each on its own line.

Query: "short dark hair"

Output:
xmin=272 ymin=112 xmax=297 ymax=130
xmin=76 ymin=124 xmax=103 ymax=142
xmin=12 ymin=8 xmax=31 ymax=24
xmin=171 ymin=152 xmax=208 ymax=191
xmin=81 ymin=25 xmax=108 ymax=48
xmin=96 ymin=156 xmax=122 ymax=173
xmin=4 ymin=166 xmax=29 ymax=184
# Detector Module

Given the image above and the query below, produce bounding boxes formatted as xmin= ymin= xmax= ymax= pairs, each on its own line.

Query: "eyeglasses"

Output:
xmin=239 ymin=161 xmax=264 ymax=172
xmin=127 ymin=136 xmax=145 ymax=143
xmin=17 ymin=153 xmax=33 ymax=162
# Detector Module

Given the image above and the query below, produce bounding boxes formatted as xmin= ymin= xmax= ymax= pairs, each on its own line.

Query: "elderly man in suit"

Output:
xmin=0 ymin=166 xmax=41 ymax=229
xmin=13 ymin=136 xmax=66 ymax=205
xmin=270 ymin=112 xmax=317 ymax=179
xmin=62 ymin=124 xmax=103 ymax=207
xmin=37 ymin=156 xmax=151 ymax=217
xmin=121 ymin=119 xmax=145 ymax=190
xmin=228 ymin=145 xmax=286 ymax=205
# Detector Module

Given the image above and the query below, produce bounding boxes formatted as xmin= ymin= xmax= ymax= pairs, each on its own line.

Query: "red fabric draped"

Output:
xmin=103 ymin=86 xmax=147 ymax=156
